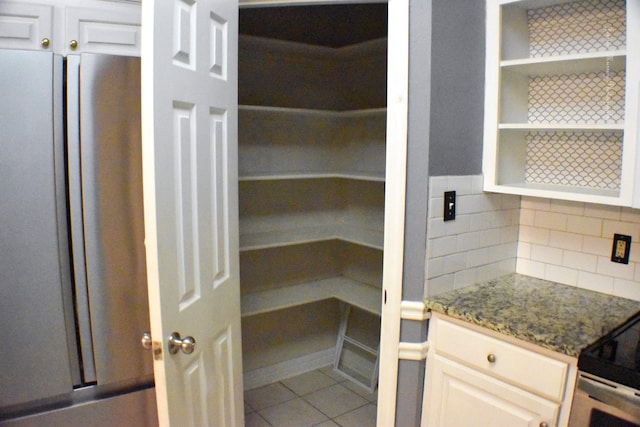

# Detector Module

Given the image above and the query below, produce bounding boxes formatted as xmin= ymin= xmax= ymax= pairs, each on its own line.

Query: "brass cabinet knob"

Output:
xmin=41 ymin=38 xmax=50 ymax=48
xmin=539 ymin=422 xmax=549 ymax=427
xmin=487 ymin=353 xmax=496 ymax=363
xmin=69 ymin=39 xmax=78 ymax=49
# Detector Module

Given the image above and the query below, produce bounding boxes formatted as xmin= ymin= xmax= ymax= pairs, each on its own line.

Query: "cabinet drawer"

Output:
xmin=432 ymin=318 xmax=569 ymax=402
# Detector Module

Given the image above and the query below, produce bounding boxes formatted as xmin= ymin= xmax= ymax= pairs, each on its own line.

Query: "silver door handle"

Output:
xmin=141 ymin=331 xmax=152 ymax=350
xmin=168 ymin=332 xmax=196 ymax=355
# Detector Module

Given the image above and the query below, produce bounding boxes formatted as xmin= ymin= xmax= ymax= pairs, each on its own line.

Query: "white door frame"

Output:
xmin=237 ymin=1 xmax=408 ymax=425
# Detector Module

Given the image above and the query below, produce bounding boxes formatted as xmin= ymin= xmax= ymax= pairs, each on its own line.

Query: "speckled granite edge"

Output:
xmin=425 ymin=274 xmax=640 ymax=357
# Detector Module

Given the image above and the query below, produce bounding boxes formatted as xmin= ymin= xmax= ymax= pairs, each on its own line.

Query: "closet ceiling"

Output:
xmin=239 ymin=3 xmax=388 ymax=48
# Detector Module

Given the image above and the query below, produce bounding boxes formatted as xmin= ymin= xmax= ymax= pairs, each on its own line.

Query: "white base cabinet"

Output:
xmin=422 ymin=313 xmax=577 ymax=427
xmin=426 ymin=355 xmax=559 ymax=427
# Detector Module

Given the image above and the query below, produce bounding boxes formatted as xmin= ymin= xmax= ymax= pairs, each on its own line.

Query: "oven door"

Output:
xmin=569 ymin=374 xmax=640 ymax=427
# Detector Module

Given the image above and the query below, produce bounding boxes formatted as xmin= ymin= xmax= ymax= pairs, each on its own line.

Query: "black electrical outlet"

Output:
xmin=611 ymin=234 xmax=632 ymax=264
xmin=444 ymin=191 xmax=456 ymax=221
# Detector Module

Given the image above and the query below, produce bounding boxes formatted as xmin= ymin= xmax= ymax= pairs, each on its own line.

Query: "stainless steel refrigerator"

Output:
xmin=0 ymin=49 xmax=157 ymax=426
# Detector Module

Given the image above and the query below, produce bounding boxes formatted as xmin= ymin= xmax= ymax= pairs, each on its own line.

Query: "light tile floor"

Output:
xmin=244 ymin=367 xmax=377 ymax=427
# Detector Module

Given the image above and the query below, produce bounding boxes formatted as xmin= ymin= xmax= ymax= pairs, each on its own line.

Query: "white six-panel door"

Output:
xmin=141 ymin=0 xmax=242 ymax=425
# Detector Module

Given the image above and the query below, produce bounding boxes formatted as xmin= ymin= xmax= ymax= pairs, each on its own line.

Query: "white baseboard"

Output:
xmin=243 ymin=348 xmax=335 ymax=391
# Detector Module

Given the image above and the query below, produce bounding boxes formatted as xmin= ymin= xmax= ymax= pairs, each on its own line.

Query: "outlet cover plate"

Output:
xmin=611 ymin=234 xmax=632 ymax=264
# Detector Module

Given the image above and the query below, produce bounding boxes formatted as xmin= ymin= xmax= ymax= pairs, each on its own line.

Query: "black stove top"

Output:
xmin=579 ymin=311 xmax=640 ymax=390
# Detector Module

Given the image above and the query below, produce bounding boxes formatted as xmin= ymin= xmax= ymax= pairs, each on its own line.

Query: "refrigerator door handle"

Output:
xmin=66 ymin=54 xmax=97 ymax=385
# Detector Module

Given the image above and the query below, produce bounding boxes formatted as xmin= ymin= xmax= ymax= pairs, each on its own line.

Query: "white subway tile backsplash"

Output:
xmin=501 ymin=226 xmax=519 ymax=244
xmin=612 ymin=279 xmax=640 ymax=301
xmin=492 ymin=211 xmax=514 ymax=228
xmin=530 ymin=244 xmax=563 ymax=265
xmin=621 ymin=208 xmax=640 ymax=224
xmin=577 ymin=271 xmax=614 ymax=294
xmin=502 ymin=195 xmax=521 ymax=210
xmin=517 ymin=241 xmax=531 ymax=259
xmin=426 ymin=175 xmax=518 ymax=296
xmin=584 ymin=203 xmax=622 ymax=220
xmin=429 ymin=197 xmax=444 ymax=220
xmin=429 ymin=176 xmax=449 ymax=196
xmin=429 ymin=274 xmax=455 ymax=296
xmin=520 ymin=209 xmax=536 ymax=226
xmin=548 ymin=231 xmax=583 ymax=251
xmin=566 ymin=215 xmax=603 ymax=237
xmin=534 ymin=211 xmax=568 ymax=231
xmin=549 ymin=200 xmax=584 ymax=215
xmin=582 ymin=236 xmax=611 ymax=257
xmin=521 ymin=196 xmax=550 ymax=211
xmin=457 ymin=194 xmax=493 ymax=215
xmin=471 ymin=175 xmax=484 ymax=194
xmin=428 ymin=218 xmax=446 ymax=239
xmin=442 ymin=253 xmax=467 ymax=275
xmin=427 ymin=257 xmax=444 ymax=280
xmin=469 ymin=212 xmax=496 ymax=231
xmin=429 ymin=235 xmax=457 ymax=258
xmin=442 ymin=215 xmax=471 ymax=236
xmin=544 ymin=265 xmax=578 ymax=286
xmin=596 ymin=256 xmax=635 ymax=281
xmin=426 ymin=175 xmax=640 ymax=301
xmin=447 ymin=176 xmax=473 ymax=195
xmin=563 ymin=250 xmax=598 ymax=272
xmin=454 ymin=269 xmax=477 ymax=288
xmin=466 ymin=247 xmax=490 ymax=268
xmin=631 ymin=244 xmax=640 ymax=263
xmin=516 ymin=258 xmax=546 ymax=277
xmin=602 ymin=220 xmax=640 ymax=241
xmin=519 ymin=225 xmax=550 ymax=245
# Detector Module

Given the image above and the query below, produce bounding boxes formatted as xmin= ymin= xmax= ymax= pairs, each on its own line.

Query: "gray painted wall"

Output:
xmin=428 ymin=0 xmax=486 ymax=176
xmin=395 ymin=0 xmax=431 ymax=425
xmin=396 ymin=0 xmax=486 ymax=425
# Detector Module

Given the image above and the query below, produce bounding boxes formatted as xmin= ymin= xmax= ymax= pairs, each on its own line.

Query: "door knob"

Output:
xmin=141 ymin=331 xmax=152 ymax=350
xmin=168 ymin=332 xmax=196 ymax=355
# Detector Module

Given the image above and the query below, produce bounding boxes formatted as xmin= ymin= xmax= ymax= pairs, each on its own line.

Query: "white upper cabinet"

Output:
xmin=0 ymin=3 xmax=53 ymax=51
xmin=483 ymin=0 xmax=640 ymax=206
xmin=0 ymin=0 xmax=140 ymax=56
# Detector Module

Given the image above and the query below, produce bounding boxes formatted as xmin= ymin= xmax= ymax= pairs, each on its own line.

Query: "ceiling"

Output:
xmin=239 ymin=3 xmax=388 ymax=48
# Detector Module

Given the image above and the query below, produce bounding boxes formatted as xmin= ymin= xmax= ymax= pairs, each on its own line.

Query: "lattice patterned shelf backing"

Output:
xmin=528 ymin=0 xmax=626 ymax=58
xmin=525 ymin=131 xmax=623 ymax=189
xmin=528 ymin=70 xmax=626 ymax=124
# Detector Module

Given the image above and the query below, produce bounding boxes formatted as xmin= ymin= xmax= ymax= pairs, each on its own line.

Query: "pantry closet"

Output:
xmin=238 ymin=4 xmax=388 ymax=393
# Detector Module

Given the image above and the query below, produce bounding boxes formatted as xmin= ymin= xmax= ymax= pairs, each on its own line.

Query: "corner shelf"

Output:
xmin=239 ymin=105 xmax=387 ymax=181
xmin=240 ymin=226 xmax=383 ymax=252
xmin=241 ymin=276 xmax=381 ymax=317
xmin=238 ymin=172 xmax=385 ymax=183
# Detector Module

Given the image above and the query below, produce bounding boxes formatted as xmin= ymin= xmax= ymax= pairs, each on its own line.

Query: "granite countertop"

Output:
xmin=425 ymin=273 xmax=640 ymax=357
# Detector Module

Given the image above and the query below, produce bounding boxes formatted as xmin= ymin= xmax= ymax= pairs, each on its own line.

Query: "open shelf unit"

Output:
xmin=238 ymin=31 xmax=386 ymax=390
xmin=483 ymin=0 xmax=640 ymax=206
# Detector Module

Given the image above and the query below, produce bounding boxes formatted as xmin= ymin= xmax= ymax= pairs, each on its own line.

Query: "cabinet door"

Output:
xmin=65 ymin=6 xmax=141 ymax=56
xmin=423 ymin=355 xmax=559 ymax=427
xmin=0 ymin=2 xmax=53 ymax=51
